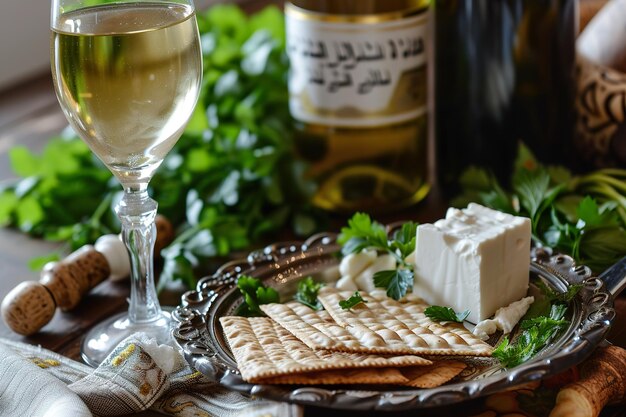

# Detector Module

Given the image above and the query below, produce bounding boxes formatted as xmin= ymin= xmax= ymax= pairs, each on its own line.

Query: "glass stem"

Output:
xmin=116 ymin=187 xmax=162 ymax=323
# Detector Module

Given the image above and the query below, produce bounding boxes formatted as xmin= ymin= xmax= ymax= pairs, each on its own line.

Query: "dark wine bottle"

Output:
xmin=435 ymin=0 xmax=577 ymax=195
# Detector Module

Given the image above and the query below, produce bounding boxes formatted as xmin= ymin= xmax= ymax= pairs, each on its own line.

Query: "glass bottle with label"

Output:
xmin=286 ymin=0 xmax=431 ymax=213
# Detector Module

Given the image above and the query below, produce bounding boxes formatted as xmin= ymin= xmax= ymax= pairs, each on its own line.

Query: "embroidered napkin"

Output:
xmin=0 ymin=336 xmax=301 ymax=417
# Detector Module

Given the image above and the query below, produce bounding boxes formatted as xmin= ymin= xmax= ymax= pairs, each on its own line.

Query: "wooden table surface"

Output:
xmin=0 ymin=1 xmax=625 ymax=416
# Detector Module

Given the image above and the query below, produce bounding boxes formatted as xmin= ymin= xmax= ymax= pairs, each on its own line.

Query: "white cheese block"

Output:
xmin=413 ymin=203 xmax=531 ymax=323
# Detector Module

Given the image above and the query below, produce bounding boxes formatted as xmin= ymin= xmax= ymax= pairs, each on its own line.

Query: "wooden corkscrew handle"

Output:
xmin=1 ymin=215 xmax=174 ymax=336
xmin=550 ymin=345 xmax=626 ymax=417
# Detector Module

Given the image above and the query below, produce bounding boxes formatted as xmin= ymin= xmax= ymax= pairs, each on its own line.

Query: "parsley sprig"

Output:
xmin=424 ymin=306 xmax=470 ymax=323
xmin=338 ymin=291 xmax=367 ymax=310
xmin=492 ymin=303 xmax=569 ymax=368
xmin=235 ymin=275 xmax=279 ymax=317
xmin=294 ymin=276 xmax=324 ymax=310
xmin=338 ymin=214 xmax=418 ymax=300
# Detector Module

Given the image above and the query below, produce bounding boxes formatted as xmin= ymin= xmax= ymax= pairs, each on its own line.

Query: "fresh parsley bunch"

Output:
xmin=338 ymin=213 xmax=418 ymax=300
xmin=454 ymin=144 xmax=626 ymax=272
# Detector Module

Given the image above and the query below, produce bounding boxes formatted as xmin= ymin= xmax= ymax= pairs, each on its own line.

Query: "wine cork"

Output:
xmin=40 ymin=245 xmax=110 ymax=311
xmin=1 ymin=215 xmax=174 ymax=335
xmin=1 ymin=282 xmax=56 ymax=336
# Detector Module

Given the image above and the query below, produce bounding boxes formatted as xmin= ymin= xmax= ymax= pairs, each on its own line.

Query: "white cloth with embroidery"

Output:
xmin=0 ymin=342 xmax=92 ymax=417
xmin=0 ymin=336 xmax=301 ymax=417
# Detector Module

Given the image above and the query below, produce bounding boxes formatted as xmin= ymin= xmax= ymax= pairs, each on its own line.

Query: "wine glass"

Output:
xmin=50 ymin=0 xmax=202 ymax=366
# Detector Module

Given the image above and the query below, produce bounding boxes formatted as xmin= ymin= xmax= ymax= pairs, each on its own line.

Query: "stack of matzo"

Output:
xmin=219 ymin=287 xmax=492 ymax=387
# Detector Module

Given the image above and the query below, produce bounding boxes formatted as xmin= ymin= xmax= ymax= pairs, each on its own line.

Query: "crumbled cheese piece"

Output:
xmin=338 ymin=249 xmax=377 ymax=277
xmin=354 ymin=254 xmax=396 ymax=292
xmin=473 ymin=296 xmax=535 ymax=340
xmin=413 ymin=203 xmax=531 ymax=323
xmin=473 ymin=320 xmax=498 ymax=341
xmin=335 ymin=251 xmax=396 ymax=293
xmin=335 ymin=275 xmax=358 ymax=291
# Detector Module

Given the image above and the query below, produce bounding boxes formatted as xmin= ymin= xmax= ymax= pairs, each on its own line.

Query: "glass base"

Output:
xmin=81 ymin=308 xmax=173 ymax=367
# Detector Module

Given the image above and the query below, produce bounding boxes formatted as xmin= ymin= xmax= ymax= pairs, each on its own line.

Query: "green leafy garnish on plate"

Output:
xmin=424 ymin=306 xmax=470 ymax=323
xmin=338 ymin=291 xmax=367 ymax=310
xmin=493 ymin=303 xmax=569 ymax=368
xmin=535 ymin=280 xmax=583 ymax=304
xmin=294 ymin=276 xmax=323 ymax=310
xmin=235 ymin=275 xmax=279 ymax=317
xmin=338 ymin=213 xmax=418 ymax=300
xmin=525 ymin=279 xmax=583 ymax=320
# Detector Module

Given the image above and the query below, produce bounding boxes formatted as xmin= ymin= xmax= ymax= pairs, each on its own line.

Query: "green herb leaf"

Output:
xmin=338 ymin=213 xmax=388 ymax=256
xmin=493 ymin=302 xmax=569 ymax=368
xmin=391 ymin=221 xmax=418 ymax=259
xmin=373 ymin=269 xmax=413 ymax=301
xmin=577 ymin=196 xmax=618 ymax=228
xmin=338 ymin=291 xmax=367 ymax=310
xmin=423 ymin=306 xmax=470 ymax=323
xmin=294 ymin=276 xmax=324 ymax=310
xmin=535 ymin=280 xmax=583 ymax=303
xmin=28 ymin=253 xmax=60 ymax=271
xmin=9 ymin=147 xmax=40 ymax=177
xmin=0 ymin=191 xmax=18 ymax=226
xmin=235 ymin=275 xmax=280 ymax=317
xmin=513 ymin=168 xmax=551 ymax=219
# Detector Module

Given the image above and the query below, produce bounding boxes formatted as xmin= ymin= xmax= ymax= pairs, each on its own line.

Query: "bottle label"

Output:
xmin=285 ymin=4 xmax=428 ymax=128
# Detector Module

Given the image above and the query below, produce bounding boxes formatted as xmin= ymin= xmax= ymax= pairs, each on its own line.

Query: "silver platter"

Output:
xmin=172 ymin=231 xmax=623 ymax=411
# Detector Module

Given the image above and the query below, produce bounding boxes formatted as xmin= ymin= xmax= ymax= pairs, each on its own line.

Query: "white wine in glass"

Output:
xmin=51 ymin=0 xmax=202 ymax=366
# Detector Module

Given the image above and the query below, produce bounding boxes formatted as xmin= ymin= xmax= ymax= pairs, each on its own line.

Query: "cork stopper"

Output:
xmin=1 ymin=281 xmax=56 ymax=336
xmin=1 ymin=215 xmax=173 ymax=335
xmin=40 ymin=245 xmax=110 ymax=311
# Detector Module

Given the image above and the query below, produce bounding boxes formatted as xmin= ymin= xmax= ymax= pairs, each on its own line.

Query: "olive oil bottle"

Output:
xmin=286 ymin=0 xmax=431 ymax=212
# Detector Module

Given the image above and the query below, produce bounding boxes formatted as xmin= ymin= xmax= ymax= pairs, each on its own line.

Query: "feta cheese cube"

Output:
xmin=413 ymin=203 xmax=531 ymax=323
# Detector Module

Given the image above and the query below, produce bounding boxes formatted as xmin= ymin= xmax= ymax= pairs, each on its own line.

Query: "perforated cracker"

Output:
xmin=399 ymin=360 xmax=467 ymax=388
xmin=260 ymin=302 xmax=372 ymax=352
xmin=219 ymin=316 xmax=431 ymax=383
xmin=261 ymin=367 xmax=408 ymax=385
xmin=317 ymin=288 xmax=493 ymax=356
